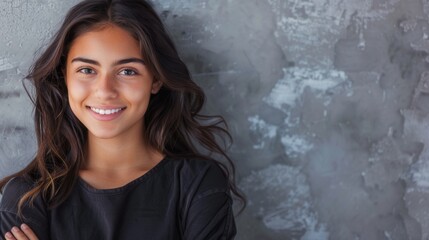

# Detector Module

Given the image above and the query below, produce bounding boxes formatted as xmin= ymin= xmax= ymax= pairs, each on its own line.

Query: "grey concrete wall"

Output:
xmin=2 ymin=0 xmax=429 ymax=239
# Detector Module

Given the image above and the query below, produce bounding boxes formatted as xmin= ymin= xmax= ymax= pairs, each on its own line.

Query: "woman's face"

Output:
xmin=65 ymin=24 xmax=161 ymax=141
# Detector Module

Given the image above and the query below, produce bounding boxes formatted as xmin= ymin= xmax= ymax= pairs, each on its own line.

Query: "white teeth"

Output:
xmin=90 ymin=107 xmax=123 ymax=115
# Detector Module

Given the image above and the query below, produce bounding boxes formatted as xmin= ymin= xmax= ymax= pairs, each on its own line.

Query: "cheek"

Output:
xmin=66 ymin=79 xmax=89 ymax=108
xmin=124 ymin=83 xmax=152 ymax=104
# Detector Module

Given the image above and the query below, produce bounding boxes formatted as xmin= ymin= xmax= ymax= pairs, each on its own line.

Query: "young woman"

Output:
xmin=0 ymin=0 xmax=244 ymax=239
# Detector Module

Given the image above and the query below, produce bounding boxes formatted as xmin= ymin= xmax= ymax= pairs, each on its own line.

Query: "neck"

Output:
xmin=84 ymin=133 xmax=163 ymax=173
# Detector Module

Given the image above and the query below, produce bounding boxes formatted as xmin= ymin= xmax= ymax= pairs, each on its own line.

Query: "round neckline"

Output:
xmin=77 ymin=156 xmax=170 ymax=194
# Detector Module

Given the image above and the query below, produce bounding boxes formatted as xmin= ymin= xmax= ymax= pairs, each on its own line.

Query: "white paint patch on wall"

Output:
xmin=267 ymin=0 xmax=400 ymax=66
xmin=263 ymin=67 xmax=347 ymax=112
xmin=268 ymin=0 xmax=399 ymax=28
xmin=0 ymin=57 xmax=14 ymax=72
xmin=240 ymin=164 xmax=329 ymax=238
xmin=275 ymin=16 xmax=340 ymax=47
xmin=248 ymin=115 xmax=278 ymax=149
xmin=281 ymin=135 xmax=314 ymax=158
xmin=410 ymin=159 xmax=429 ymax=188
xmin=402 ymin=109 xmax=429 ymax=188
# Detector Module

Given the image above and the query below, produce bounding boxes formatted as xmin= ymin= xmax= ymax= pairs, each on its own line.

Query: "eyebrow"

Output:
xmin=71 ymin=57 xmax=145 ymax=66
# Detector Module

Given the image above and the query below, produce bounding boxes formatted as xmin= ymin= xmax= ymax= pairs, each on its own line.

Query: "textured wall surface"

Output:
xmin=2 ymin=0 xmax=429 ymax=239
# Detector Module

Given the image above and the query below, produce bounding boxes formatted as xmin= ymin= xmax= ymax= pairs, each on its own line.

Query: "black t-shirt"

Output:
xmin=0 ymin=157 xmax=236 ymax=240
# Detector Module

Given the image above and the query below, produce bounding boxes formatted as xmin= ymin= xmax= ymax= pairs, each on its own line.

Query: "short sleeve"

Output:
xmin=0 ymin=177 xmax=49 ymax=239
xmin=182 ymin=161 xmax=236 ymax=240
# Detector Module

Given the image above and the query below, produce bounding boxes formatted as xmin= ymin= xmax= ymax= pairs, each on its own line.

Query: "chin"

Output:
xmin=88 ymin=129 xmax=121 ymax=140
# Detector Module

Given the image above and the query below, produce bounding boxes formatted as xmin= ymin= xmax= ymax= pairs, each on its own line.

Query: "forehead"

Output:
xmin=67 ymin=24 xmax=142 ymax=61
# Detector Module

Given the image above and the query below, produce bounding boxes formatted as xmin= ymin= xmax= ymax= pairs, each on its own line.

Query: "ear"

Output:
xmin=151 ymin=77 xmax=162 ymax=94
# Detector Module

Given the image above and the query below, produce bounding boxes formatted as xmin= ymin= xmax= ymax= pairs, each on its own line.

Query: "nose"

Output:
xmin=94 ymin=73 xmax=118 ymax=100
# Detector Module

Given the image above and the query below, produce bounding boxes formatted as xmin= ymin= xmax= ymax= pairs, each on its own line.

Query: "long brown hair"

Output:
xmin=0 ymin=0 xmax=245 ymax=214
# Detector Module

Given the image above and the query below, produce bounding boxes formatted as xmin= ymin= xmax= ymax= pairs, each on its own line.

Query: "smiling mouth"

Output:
xmin=88 ymin=106 xmax=126 ymax=115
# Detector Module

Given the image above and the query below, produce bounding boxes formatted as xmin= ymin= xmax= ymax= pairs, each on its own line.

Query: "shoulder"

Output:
xmin=166 ymin=157 xmax=228 ymax=186
xmin=164 ymin=157 xmax=230 ymax=199
xmin=0 ymin=176 xmax=36 ymax=212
